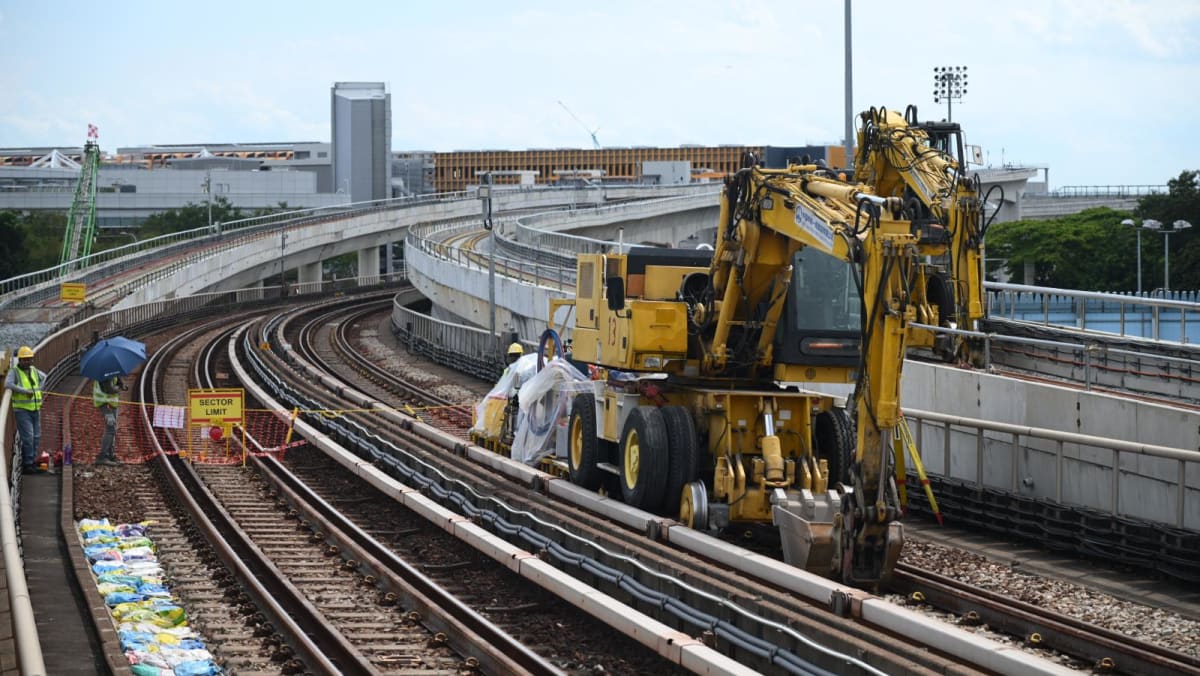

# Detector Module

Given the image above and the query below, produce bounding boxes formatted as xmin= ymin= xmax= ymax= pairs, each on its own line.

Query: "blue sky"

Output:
xmin=1 ymin=0 xmax=1197 ymax=188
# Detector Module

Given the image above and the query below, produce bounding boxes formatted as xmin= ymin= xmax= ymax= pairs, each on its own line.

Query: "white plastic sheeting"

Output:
xmin=470 ymin=353 xmax=540 ymax=440
xmin=512 ymin=357 xmax=592 ymax=465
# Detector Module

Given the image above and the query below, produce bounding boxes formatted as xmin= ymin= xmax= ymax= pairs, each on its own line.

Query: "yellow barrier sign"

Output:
xmin=188 ymin=388 xmax=244 ymax=425
xmin=60 ymin=282 xmax=86 ymax=302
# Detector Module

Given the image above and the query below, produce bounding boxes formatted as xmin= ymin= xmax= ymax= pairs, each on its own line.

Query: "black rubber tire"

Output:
xmin=813 ymin=407 xmax=855 ymax=486
xmin=567 ymin=393 xmax=603 ymax=490
xmin=661 ymin=405 xmax=699 ymax=516
xmin=618 ymin=406 xmax=669 ymax=510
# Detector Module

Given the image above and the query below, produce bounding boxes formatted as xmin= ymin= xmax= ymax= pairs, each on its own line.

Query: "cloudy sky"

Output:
xmin=1 ymin=0 xmax=1197 ymax=187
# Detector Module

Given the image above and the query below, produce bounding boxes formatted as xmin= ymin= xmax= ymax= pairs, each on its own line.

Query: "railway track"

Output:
xmin=291 ymin=296 xmax=1200 ymax=673
xmin=237 ymin=296 xmax=1083 ymax=675
xmin=65 ymin=291 xmax=1198 ymax=674
xmin=74 ymin=309 xmax=560 ymax=674
xmin=890 ymin=564 xmax=1200 ymax=675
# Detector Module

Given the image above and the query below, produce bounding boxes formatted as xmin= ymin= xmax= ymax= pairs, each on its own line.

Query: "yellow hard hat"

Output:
xmin=507 ymin=342 xmax=524 ymax=356
xmin=16 ymin=346 xmax=34 ymax=359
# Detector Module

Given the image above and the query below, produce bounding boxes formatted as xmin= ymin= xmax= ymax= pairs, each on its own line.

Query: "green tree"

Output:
xmin=250 ymin=201 xmax=290 ymax=218
xmin=1133 ymin=170 xmax=1199 ymax=291
xmin=19 ymin=211 xmax=68 ymax=273
xmin=0 ymin=212 xmax=29 ymax=279
xmin=139 ymin=196 xmax=245 ymax=239
xmin=985 ymin=207 xmax=1136 ymax=291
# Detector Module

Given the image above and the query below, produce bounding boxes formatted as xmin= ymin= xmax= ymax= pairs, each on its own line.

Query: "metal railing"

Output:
xmin=1049 ymin=185 xmax=1166 ymax=198
xmin=512 ymin=190 xmax=720 ymax=257
xmin=405 ymin=219 xmax=577 ymax=292
xmin=986 ymin=281 xmax=1199 ymax=343
xmin=904 ymin=408 xmax=1197 ymax=529
xmin=0 ymin=190 xmax=475 ymax=307
xmin=909 ymin=321 xmax=1198 ymax=395
xmin=391 ymin=299 xmax=506 ymax=382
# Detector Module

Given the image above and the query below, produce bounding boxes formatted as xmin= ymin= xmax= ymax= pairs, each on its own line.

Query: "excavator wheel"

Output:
xmin=660 ymin=405 xmax=699 ymax=516
xmin=679 ymin=480 xmax=710 ymax=530
xmin=567 ymin=392 xmax=603 ymax=490
xmin=618 ymin=406 xmax=669 ymax=511
xmin=814 ymin=408 xmax=854 ymax=486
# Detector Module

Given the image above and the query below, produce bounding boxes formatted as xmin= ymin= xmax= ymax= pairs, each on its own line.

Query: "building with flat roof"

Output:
xmin=332 ymin=82 xmax=392 ymax=202
xmin=431 ymin=144 xmax=848 ymax=192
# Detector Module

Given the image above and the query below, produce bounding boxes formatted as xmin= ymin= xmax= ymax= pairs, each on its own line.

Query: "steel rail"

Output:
xmin=891 ymin=564 xmax=1200 ymax=676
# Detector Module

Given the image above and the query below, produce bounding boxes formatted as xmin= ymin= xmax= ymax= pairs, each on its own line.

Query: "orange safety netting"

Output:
xmin=38 ymin=392 xmax=302 ymax=467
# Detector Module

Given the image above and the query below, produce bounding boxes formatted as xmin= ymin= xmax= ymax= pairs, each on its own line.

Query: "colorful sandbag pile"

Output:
xmin=78 ymin=518 xmax=222 ymax=676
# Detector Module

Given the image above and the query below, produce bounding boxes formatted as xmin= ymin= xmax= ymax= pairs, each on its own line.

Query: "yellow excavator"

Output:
xmin=546 ymin=109 xmax=989 ymax=588
xmin=473 ymin=106 xmax=987 ymax=586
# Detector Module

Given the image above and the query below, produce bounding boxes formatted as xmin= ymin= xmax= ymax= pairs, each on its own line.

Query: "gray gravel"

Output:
xmin=0 ymin=323 xmax=56 ymax=354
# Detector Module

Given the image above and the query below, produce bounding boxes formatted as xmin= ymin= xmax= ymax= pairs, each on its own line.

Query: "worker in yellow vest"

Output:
xmin=5 ymin=346 xmax=46 ymax=474
xmin=93 ymin=376 xmax=126 ymax=466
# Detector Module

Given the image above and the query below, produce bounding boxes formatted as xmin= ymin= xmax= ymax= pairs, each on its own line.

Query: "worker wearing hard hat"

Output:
xmin=5 ymin=346 xmax=47 ymax=474
xmin=503 ymin=343 xmax=526 ymax=387
xmin=506 ymin=342 xmax=524 ymax=366
xmin=93 ymin=376 xmax=127 ymax=466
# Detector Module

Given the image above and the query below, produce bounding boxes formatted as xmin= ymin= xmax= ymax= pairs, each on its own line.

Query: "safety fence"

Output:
xmin=390 ymin=298 xmax=510 ymax=383
xmin=27 ymin=392 xmax=473 ymax=469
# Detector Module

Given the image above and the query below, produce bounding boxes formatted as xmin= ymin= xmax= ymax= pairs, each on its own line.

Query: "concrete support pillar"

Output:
xmin=1023 ymin=261 xmax=1036 ymax=285
xmin=298 ymin=261 xmax=322 ymax=293
xmin=358 ymin=246 xmax=381 ymax=286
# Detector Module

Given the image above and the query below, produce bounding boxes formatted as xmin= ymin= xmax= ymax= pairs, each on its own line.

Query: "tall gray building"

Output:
xmin=331 ymin=82 xmax=391 ymax=203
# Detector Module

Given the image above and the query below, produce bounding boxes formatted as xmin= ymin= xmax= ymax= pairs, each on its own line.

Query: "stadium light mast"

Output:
xmin=933 ymin=66 xmax=968 ymax=122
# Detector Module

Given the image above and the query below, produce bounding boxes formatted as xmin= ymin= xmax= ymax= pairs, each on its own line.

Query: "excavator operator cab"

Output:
xmin=904 ymin=104 xmax=965 ymax=168
xmin=774 ymin=249 xmax=863 ymax=367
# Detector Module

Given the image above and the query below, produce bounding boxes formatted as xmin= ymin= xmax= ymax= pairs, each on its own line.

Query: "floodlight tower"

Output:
xmin=933 ymin=66 xmax=968 ymax=122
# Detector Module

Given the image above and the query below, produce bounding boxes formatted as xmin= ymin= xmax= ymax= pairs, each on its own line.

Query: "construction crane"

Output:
xmin=60 ymin=124 xmax=101 ymax=273
xmin=557 ymin=100 xmax=601 ymax=150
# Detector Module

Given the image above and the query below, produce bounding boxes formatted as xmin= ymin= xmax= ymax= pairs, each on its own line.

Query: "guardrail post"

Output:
xmin=943 ymin=421 xmax=951 ymax=478
xmin=976 ymin=427 xmax=984 ymax=487
xmin=1083 ymin=345 xmax=1092 ymax=391
xmin=1056 ymin=439 xmax=1063 ymax=503
xmin=1179 ymin=459 xmax=1186 ymax=528
xmin=1011 ymin=431 xmax=1019 ymax=492
xmin=1112 ymin=448 xmax=1121 ymax=517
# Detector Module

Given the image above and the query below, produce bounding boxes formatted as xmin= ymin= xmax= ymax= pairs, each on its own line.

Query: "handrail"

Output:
xmin=985 ymin=281 xmax=1197 ymax=343
xmin=986 ymin=281 xmax=1199 ymax=310
xmin=0 ymin=391 xmax=46 ymax=675
xmin=902 ymin=407 xmax=1196 ymax=528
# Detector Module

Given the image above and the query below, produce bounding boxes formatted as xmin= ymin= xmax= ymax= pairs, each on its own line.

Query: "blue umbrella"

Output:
xmin=80 ymin=336 xmax=147 ymax=380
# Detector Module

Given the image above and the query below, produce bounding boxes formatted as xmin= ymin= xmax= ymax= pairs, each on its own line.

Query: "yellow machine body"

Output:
xmin=523 ymin=105 xmax=986 ymax=587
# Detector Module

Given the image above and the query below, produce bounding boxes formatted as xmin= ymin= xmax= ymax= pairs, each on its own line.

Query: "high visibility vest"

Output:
xmin=93 ymin=379 xmax=119 ymax=408
xmin=11 ymin=368 xmax=42 ymax=411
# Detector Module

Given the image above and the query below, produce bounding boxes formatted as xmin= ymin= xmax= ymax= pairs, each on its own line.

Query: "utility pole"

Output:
xmin=481 ymin=173 xmax=497 ymax=356
xmin=843 ymin=0 xmax=853 ymax=170
xmin=205 ymin=169 xmax=214 ymax=232
xmin=280 ymin=231 xmax=288 ymax=297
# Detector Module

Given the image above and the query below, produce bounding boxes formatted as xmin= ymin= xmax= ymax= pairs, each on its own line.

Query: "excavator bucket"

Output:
xmin=772 ymin=489 xmax=842 ymax=577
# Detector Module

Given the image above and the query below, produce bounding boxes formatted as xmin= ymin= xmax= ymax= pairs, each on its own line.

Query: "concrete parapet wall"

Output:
xmin=1020 ymin=195 xmax=1139 ymax=219
xmin=904 ymin=361 xmax=1200 ymax=529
